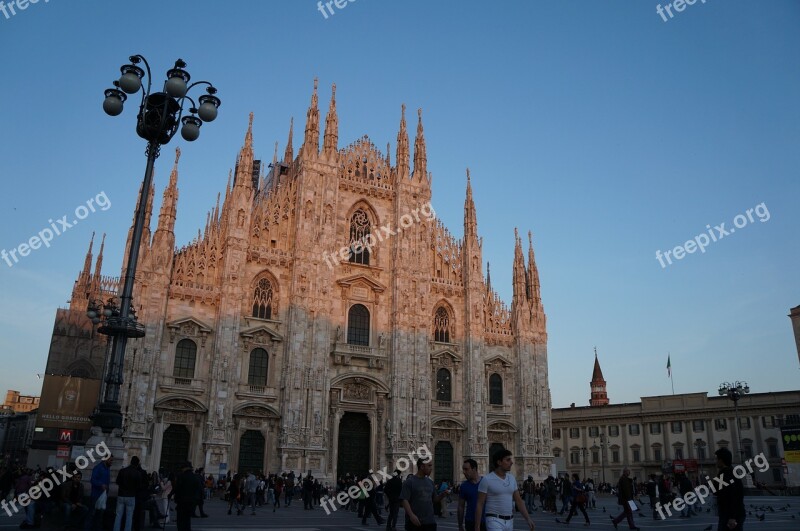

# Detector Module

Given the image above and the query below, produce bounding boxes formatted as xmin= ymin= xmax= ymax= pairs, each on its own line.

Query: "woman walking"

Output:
xmin=556 ymin=473 xmax=590 ymax=526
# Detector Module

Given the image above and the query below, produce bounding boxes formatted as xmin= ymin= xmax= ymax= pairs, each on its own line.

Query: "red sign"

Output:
xmin=58 ymin=429 xmax=73 ymax=442
xmin=673 ymin=459 xmax=698 ymax=473
xmin=56 ymin=446 xmax=70 ymax=458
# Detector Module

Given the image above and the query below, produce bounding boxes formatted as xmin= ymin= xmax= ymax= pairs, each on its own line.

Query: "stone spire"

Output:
xmin=302 ymin=78 xmax=320 ymax=157
xmin=486 ymin=261 xmax=492 ymax=291
xmin=272 ymin=141 xmax=278 ymax=166
xmin=464 ymin=168 xmax=477 ymax=239
xmin=396 ymin=104 xmax=409 ymax=177
xmin=234 ymin=113 xmax=255 ymax=189
xmin=156 ymin=147 xmax=180 ymax=235
xmin=93 ymin=233 xmax=105 ymax=281
xmin=413 ymin=108 xmax=427 ymax=181
xmin=322 ymin=83 xmax=338 ymax=156
xmin=526 ymin=230 xmax=541 ymax=304
xmin=512 ymin=228 xmax=527 ymax=301
xmin=386 ymin=142 xmax=391 ymax=167
xmin=283 ymin=117 xmax=294 ymax=164
xmin=590 ymin=347 xmax=609 ymax=406
xmin=80 ymin=231 xmax=94 ymax=286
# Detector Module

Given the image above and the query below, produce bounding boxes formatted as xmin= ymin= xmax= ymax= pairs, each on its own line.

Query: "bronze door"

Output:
xmin=337 ymin=412 xmax=370 ymax=478
xmin=434 ymin=441 xmax=454 ymax=483
xmin=238 ymin=430 xmax=265 ymax=474
xmin=159 ymin=424 xmax=190 ymax=474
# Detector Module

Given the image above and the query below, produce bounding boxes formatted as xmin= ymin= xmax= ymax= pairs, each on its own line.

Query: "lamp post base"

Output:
xmin=92 ymin=401 xmax=123 ymax=432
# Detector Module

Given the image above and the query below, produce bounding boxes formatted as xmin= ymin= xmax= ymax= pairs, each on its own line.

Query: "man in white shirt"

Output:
xmin=474 ymin=449 xmax=535 ymax=531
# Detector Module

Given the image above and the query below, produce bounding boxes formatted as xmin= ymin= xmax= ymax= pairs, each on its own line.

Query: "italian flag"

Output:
xmin=666 ymin=355 xmax=671 ymax=377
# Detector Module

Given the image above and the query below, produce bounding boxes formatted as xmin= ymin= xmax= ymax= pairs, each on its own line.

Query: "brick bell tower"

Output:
xmin=590 ymin=347 xmax=609 ymax=406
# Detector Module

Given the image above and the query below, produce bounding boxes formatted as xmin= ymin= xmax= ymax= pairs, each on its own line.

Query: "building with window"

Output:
xmin=44 ymin=82 xmax=554 ymax=482
xmin=3 ymin=391 xmax=40 ymax=414
xmin=551 ymin=390 xmax=800 ymax=487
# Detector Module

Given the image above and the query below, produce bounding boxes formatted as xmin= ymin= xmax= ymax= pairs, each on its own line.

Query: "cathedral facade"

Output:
xmin=66 ymin=81 xmax=554 ymax=482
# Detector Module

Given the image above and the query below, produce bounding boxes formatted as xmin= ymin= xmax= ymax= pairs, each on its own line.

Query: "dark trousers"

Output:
xmin=176 ymin=502 xmax=195 ymax=531
xmin=612 ymin=503 xmax=637 ymax=529
xmin=565 ymin=500 xmax=589 ymax=523
xmin=387 ymin=500 xmax=401 ymax=528
xmin=362 ymin=497 xmax=382 ymax=524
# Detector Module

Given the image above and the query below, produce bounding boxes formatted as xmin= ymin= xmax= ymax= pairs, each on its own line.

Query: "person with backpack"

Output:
xmin=384 ymin=470 xmax=403 ymax=531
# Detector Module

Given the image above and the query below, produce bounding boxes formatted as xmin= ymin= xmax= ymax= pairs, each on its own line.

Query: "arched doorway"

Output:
xmin=434 ymin=441 xmax=454 ymax=483
xmin=337 ymin=412 xmax=370 ymax=478
xmin=237 ymin=430 xmax=265 ymax=474
xmin=159 ymin=425 xmax=190 ymax=474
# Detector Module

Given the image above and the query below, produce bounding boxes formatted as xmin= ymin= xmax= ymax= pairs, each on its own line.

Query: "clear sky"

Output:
xmin=0 ymin=0 xmax=798 ymax=409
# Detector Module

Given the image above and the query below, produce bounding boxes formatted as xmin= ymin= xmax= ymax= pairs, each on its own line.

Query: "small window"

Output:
xmin=697 ymin=446 xmax=706 ymax=460
xmin=347 ymin=304 xmax=370 ymax=346
xmin=671 ymin=421 xmax=683 ymax=434
xmin=592 ymin=450 xmax=599 ymax=464
xmin=612 ymin=450 xmax=620 ymax=463
xmin=349 ymin=209 xmax=371 ymax=265
xmin=252 ymin=278 xmax=274 ymax=319
xmin=433 ymin=307 xmax=451 ymax=343
xmin=650 ymin=423 xmax=661 ymax=435
xmin=569 ymin=428 xmax=580 ymax=439
xmin=762 ymin=416 xmax=778 ymax=429
xmin=489 ymin=374 xmax=503 ymax=405
xmin=173 ymin=339 xmax=197 ymax=379
xmin=632 ymin=449 xmax=641 ymax=463
xmin=628 ymin=424 xmax=640 ymax=436
xmin=608 ymin=426 xmax=619 ymax=437
xmin=743 ymin=441 xmax=754 ymax=459
xmin=553 ymin=428 xmax=561 ymax=439
xmin=247 ymin=348 xmax=269 ymax=387
xmin=692 ymin=420 xmax=705 ymax=432
xmin=786 ymin=414 xmax=800 ymax=426
xmin=738 ymin=417 xmax=751 ymax=430
xmin=715 ymin=418 xmax=727 ymax=430
xmin=768 ymin=442 xmax=779 ymax=458
xmin=570 ymin=451 xmax=580 ymax=465
xmin=553 ymin=449 xmax=561 ymax=458
xmin=674 ymin=447 xmax=684 ymax=460
xmin=588 ymin=426 xmax=599 ymax=438
xmin=653 ymin=447 xmax=662 ymax=461
xmin=436 ymin=368 xmax=452 ymax=402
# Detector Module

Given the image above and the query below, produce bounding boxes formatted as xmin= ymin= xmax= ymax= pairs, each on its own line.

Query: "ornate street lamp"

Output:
xmin=718 ymin=381 xmax=750 ymax=463
xmin=580 ymin=446 xmax=588 ymax=480
xmin=93 ymin=56 xmax=221 ymax=431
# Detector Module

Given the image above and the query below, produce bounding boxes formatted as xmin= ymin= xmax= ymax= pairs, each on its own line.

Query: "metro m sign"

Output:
xmin=59 ymin=429 xmax=73 ymax=442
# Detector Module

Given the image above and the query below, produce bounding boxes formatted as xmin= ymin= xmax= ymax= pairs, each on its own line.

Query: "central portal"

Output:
xmin=337 ymin=412 xmax=371 ymax=478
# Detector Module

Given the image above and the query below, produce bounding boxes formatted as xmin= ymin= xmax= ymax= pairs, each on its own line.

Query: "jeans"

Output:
xmin=24 ymin=501 xmax=36 ymax=525
xmin=525 ymin=492 xmax=536 ymax=512
xmin=387 ymin=500 xmax=401 ymax=528
xmin=611 ymin=503 xmax=637 ymax=529
xmin=113 ymin=496 xmax=136 ymax=531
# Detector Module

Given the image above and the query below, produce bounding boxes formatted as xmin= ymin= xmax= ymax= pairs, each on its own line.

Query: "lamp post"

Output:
xmin=718 ymin=381 xmax=750 ymax=463
xmin=580 ymin=446 xmax=587 ymax=480
xmin=593 ymin=434 xmax=607 ymax=486
xmin=693 ymin=438 xmax=706 ymax=480
xmin=91 ymin=56 xmax=221 ymax=431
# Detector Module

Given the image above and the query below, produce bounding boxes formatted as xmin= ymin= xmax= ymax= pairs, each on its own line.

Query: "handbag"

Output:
xmin=576 ymin=493 xmax=587 ymax=505
xmin=95 ymin=491 xmax=107 ymax=510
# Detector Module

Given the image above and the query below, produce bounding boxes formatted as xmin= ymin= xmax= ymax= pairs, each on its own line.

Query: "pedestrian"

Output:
xmin=272 ymin=476 xmax=283 ymax=512
xmin=645 ymin=474 xmax=659 ymax=519
xmin=473 ymin=449 xmax=535 ymax=531
xmin=400 ymin=457 xmax=451 ymax=531
xmin=173 ymin=462 xmax=203 ymax=531
xmin=245 ymin=471 xmax=258 ymax=515
xmin=114 ymin=456 xmax=144 ymax=531
xmin=160 ymin=472 xmax=174 ymax=525
xmin=713 ymin=447 xmax=745 ymax=531
xmin=609 ymin=468 xmax=639 ymax=530
xmin=227 ymin=473 xmax=242 ymax=515
xmin=193 ymin=469 xmax=209 ymax=518
xmin=360 ymin=474 xmax=385 ymax=526
xmin=556 ymin=473 xmax=589 ymax=526
xmin=63 ymin=471 xmax=88 ymax=531
xmin=385 ymin=469 xmax=403 ymax=531
xmin=523 ymin=476 xmax=537 ymax=514
xmin=86 ymin=454 xmax=113 ymax=531
xmin=457 ymin=459 xmax=486 ymax=531
xmin=585 ymin=479 xmax=596 ymax=509
xmin=677 ymin=473 xmax=697 ymax=517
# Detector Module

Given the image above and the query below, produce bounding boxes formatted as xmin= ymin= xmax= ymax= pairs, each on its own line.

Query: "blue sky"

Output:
xmin=0 ymin=0 xmax=798 ymax=408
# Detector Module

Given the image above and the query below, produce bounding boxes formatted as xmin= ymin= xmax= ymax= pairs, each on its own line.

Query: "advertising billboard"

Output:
xmin=36 ymin=375 xmax=101 ymax=429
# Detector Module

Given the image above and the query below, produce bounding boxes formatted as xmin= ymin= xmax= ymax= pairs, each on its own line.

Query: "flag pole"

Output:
xmin=669 ymin=352 xmax=674 ymax=395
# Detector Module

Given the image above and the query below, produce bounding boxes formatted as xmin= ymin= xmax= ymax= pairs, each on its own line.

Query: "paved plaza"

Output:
xmin=3 ymin=493 xmax=795 ymax=531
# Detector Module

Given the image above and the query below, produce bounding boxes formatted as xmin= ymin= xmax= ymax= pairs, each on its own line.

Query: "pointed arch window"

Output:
xmin=347 ymin=304 xmax=370 ymax=346
xmin=436 ymin=368 xmax=452 ymax=402
xmin=489 ymin=373 xmax=503 ymax=405
xmin=248 ymin=348 xmax=269 ymax=387
xmin=252 ymin=278 xmax=274 ymax=319
xmin=174 ymin=339 xmax=197 ymax=379
xmin=433 ymin=307 xmax=451 ymax=343
xmin=349 ymin=209 xmax=371 ymax=265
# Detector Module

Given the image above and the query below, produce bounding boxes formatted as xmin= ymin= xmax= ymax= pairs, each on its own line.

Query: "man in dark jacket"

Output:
xmin=173 ymin=462 xmax=202 ymax=531
xmin=114 ymin=456 xmax=144 ymax=531
xmin=714 ymin=448 xmax=745 ymax=531
xmin=610 ymin=468 xmax=639 ymax=530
